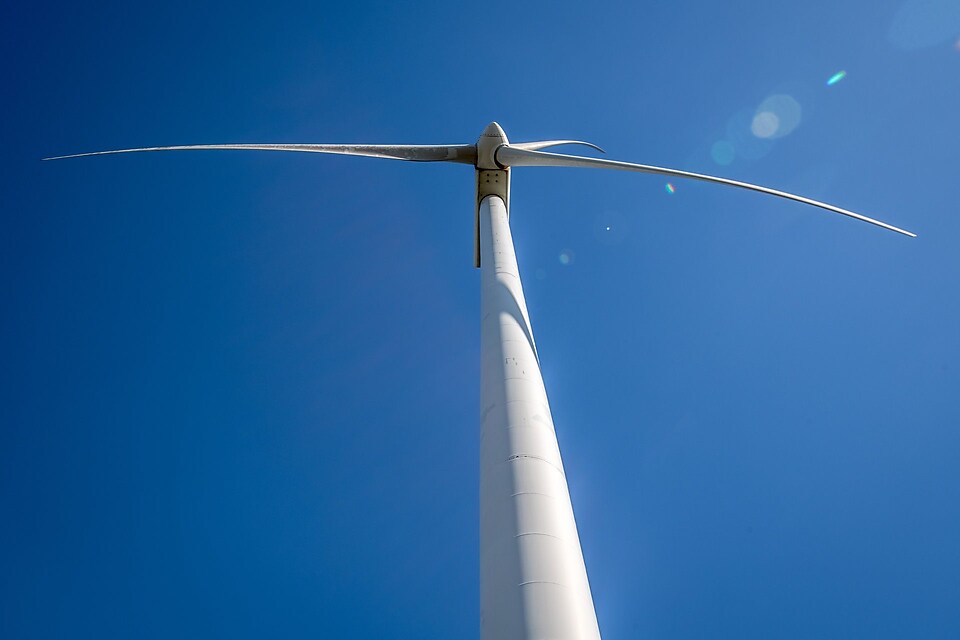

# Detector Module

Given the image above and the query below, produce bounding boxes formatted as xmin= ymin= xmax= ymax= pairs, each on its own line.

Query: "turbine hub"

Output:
xmin=476 ymin=122 xmax=509 ymax=169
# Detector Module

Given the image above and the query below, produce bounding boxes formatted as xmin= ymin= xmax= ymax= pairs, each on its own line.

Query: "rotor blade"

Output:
xmin=497 ymin=146 xmax=916 ymax=238
xmin=512 ymin=140 xmax=606 ymax=153
xmin=44 ymin=143 xmax=478 ymax=164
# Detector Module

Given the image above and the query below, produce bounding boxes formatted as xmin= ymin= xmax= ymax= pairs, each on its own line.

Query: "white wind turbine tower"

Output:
xmin=46 ymin=122 xmax=915 ymax=640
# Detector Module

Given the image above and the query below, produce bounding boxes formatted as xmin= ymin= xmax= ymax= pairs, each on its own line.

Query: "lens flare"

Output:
xmin=751 ymin=111 xmax=780 ymax=138
xmin=710 ymin=140 xmax=735 ymax=165
xmin=559 ymin=250 xmax=573 ymax=266
xmin=888 ymin=0 xmax=960 ymax=50
xmin=752 ymin=94 xmax=802 ymax=140
xmin=665 ymin=183 xmax=676 ymax=194
xmin=827 ymin=70 xmax=847 ymax=86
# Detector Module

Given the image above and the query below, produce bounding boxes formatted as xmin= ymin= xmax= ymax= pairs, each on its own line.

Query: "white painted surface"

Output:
xmin=480 ymin=195 xmax=601 ymax=640
xmin=495 ymin=145 xmax=915 ymax=237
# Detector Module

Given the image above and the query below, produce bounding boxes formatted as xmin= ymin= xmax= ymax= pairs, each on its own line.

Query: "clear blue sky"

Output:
xmin=4 ymin=1 xmax=959 ymax=638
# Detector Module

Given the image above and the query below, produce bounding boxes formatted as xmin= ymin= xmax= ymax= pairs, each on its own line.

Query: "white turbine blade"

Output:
xmin=512 ymin=140 xmax=606 ymax=153
xmin=497 ymin=145 xmax=916 ymax=238
xmin=44 ymin=143 xmax=478 ymax=164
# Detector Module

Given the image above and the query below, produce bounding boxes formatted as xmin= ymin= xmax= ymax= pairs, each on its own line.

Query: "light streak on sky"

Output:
xmin=827 ymin=70 xmax=847 ymax=85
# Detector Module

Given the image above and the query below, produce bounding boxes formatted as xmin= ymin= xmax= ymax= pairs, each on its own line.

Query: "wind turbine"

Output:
xmin=46 ymin=122 xmax=915 ymax=640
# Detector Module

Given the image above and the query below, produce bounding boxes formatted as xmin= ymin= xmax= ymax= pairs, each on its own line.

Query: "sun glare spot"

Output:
xmin=559 ymin=250 xmax=573 ymax=266
xmin=827 ymin=70 xmax=847 ymax=86
xmin=665 ymin=183 xmax=676 ymax=194
xmin=751 ymin=111 xmax=780 ymax=138
xmin=751 ymin=94 xmax=802 ymax=140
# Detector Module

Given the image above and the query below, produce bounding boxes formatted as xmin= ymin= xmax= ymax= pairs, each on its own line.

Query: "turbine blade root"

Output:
xmin=495 ymin=145 xmax=916 ymax=238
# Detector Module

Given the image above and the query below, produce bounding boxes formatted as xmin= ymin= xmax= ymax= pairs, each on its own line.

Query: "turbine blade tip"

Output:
xmin=43 ymin=152 xmax=93 ymax=161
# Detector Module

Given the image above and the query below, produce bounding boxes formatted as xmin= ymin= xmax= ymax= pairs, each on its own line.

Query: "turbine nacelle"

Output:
xmin=476 ymin=122 xmax=510 ymax=170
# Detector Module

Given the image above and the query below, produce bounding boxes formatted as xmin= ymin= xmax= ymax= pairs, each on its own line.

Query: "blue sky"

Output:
xmin=3 ymin=1 xmax=959 ymax=638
